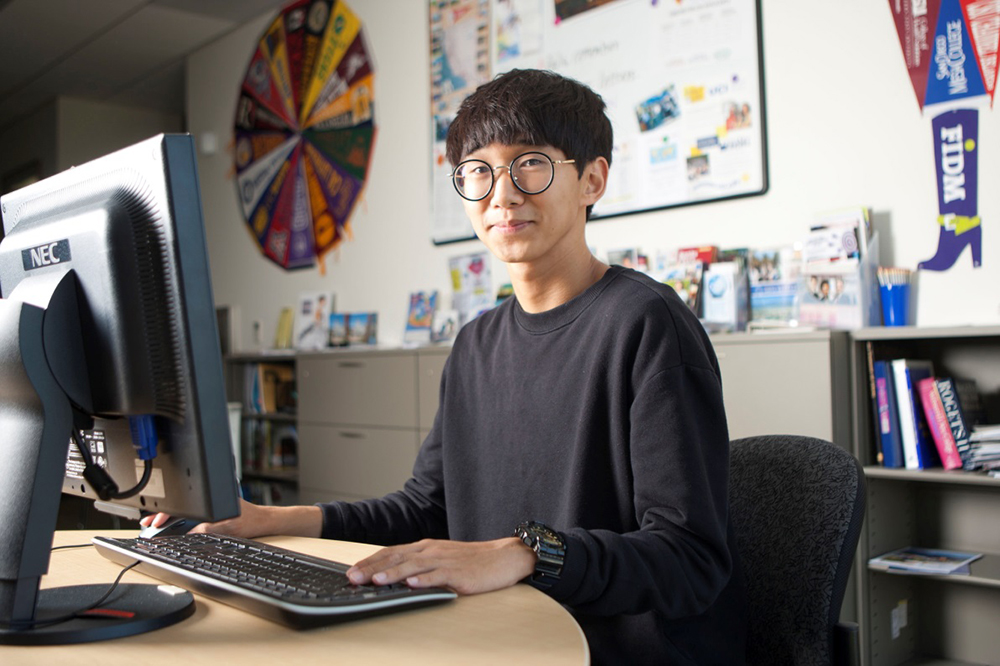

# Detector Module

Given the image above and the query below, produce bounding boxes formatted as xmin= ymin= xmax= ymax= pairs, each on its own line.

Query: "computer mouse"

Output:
xmin=138 ymin=517 xmax=201 ymax=538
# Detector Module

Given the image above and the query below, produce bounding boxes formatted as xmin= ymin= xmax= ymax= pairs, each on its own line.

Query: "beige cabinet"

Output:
xmin=712 ymin=331 xmax=851 ymax=446
xmin=297 ymin=349 xmax=444 ymax=504
xmin=295 ymin=335 xmax=852 ymax=503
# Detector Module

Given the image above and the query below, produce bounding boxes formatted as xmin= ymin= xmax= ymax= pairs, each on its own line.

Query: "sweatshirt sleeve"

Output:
xmin=316 ymin=371 xmax=451 ymax=546
xmin=545 ymin=362 xmax=733 ymax=618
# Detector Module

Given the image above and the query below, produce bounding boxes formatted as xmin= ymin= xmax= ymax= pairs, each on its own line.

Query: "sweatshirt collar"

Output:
xmin=512 ymin=265 xmax=624 ymax=334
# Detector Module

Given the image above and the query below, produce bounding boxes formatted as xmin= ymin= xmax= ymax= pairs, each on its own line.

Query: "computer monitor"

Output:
xmin=0 ymin=134 xmax=240 ymax=643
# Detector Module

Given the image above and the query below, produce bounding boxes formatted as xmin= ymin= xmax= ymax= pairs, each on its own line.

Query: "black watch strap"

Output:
xmin=514 ymin=521 xmax=566 ymax=588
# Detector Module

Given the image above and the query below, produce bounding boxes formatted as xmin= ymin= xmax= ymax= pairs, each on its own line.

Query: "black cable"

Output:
xmin=51 ymin=543 xmax=94 ymax=551
xmin=0 ymin=561 xmax=140 ymax=631
xmin=113 ymin=459 xmax=153 ymax=500
xmin=71 ymin=428 xmax=153 ymax=500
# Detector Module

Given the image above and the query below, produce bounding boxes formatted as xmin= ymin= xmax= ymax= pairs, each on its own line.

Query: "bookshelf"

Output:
xmin=225 ymin=351 xmax=299 ymax=506
xmin=850 ymin=326 xmax=1000 ymax=666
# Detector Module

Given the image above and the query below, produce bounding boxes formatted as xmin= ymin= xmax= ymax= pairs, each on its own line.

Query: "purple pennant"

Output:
xmin=919 ymin=108 xmax=982 ymax=270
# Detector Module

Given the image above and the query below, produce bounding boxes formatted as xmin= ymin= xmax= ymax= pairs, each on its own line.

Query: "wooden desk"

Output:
xmin=4 ymin=531 xmax=590 ymax=665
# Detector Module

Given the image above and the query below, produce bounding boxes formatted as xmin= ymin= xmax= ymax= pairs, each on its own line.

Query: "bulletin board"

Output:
xmin=429 ymin=0 xmax=769 ymax=244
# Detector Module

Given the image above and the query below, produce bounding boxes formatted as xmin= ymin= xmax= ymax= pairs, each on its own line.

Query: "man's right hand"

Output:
xmin=139 ymin=498 xmax=323 ymax=539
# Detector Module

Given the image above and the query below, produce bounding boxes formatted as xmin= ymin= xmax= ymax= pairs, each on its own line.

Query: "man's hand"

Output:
xmin=139 ymin=499 xmax=322 ymax=539
xmin=345 ymin=537 xmax=537 ymax=595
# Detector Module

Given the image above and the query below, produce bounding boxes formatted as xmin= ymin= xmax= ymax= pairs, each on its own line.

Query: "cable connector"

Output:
xmin=128 ymin=415 xmax=159 ymax=461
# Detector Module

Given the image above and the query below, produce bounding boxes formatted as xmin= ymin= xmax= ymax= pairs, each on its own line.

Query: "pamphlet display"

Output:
xmin=234 ymin=0 xmax=375 ymax=270
xmin=429 ymin=0 xmax=768 ymax=244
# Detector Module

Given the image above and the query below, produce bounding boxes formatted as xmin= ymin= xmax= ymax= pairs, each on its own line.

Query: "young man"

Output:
xmin=146 ymin=69 xmax=746 ymax=664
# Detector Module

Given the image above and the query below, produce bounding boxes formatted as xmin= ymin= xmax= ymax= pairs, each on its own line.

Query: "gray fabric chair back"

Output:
xmin=729 ymin=435 xmax=865 ymax=666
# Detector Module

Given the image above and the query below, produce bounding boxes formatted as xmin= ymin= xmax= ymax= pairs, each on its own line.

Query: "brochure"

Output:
xmin=868 ymin=547 xmax=982 ymax=575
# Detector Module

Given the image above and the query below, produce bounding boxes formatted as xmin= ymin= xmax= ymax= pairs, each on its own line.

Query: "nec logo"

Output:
xmin=21 ymin=240 xmax=72 ymax=271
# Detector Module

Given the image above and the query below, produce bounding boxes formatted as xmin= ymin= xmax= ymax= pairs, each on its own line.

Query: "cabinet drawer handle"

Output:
xmin=337 ymin=361 xmax=366 ymax=368
xmin=339 ymin=431 xmax=366 ymax=439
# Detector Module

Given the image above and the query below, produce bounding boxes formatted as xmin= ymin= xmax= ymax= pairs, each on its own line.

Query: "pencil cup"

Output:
xmin=880 ymin=284 xmax=910 ymax=326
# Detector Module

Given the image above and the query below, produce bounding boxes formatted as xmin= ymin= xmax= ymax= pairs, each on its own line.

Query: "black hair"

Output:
xmin=446 ymin=69 xmax=612 ymax=217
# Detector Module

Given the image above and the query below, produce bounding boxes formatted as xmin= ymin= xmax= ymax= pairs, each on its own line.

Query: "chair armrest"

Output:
xmin=833 ymin=621 xmax=860 ymax=666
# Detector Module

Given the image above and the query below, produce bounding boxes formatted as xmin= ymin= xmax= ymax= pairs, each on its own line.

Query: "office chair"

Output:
xmin=729 ymin=435 xmax=866 ymax=666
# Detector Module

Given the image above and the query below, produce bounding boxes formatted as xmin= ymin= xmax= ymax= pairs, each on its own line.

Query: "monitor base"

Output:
xmin=0 ymin=583 xmax=194 ymax=645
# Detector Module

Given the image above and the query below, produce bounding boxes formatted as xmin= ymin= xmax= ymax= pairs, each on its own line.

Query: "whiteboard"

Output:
xmin=429 ymin=0 xmax=768 ymax=244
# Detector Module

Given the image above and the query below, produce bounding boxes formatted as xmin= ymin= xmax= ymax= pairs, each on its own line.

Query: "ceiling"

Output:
xmin=0 ymin=0 xmax=288 ymax=132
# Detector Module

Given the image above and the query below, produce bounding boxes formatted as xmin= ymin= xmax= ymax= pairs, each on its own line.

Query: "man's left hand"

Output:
xmin=346 ymin=537 xmax=536 ymax=595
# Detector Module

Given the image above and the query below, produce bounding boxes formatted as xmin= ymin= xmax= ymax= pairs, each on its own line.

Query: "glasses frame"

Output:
xmin=449 ymin=151 xmax=577 ymax=202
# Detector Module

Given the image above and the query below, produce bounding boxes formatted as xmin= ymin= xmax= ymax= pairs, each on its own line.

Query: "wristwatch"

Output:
xmin=513 ymin=521 xmax=566 ymax=589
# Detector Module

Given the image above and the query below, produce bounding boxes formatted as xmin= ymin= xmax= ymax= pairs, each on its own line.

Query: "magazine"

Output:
xmin=404 ymin=291 xmax=438 ymax=344
xmin=294 ymin=292 xmax=334 ymax=350
xmin=449 ymin=252 xmax=494 ymax=326
xmin=868 ymin=547 xmax=982 ymax=575
xmin=656 ymin=261 xmax=703 ymax=314
xmin=748 ymin=245 xmax=801 ymax=325
xmin=347 ymin=312 xmax=378 ymax=345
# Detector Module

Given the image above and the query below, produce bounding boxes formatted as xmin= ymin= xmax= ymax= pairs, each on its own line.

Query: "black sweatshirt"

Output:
xmin=319 ymin=266 xmax=747 ymax=664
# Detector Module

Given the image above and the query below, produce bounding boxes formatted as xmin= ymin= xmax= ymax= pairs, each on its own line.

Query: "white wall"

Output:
xmin=188 ymin=0 xmax=1000 ymax=352
xmin=56 ymin=97 xmax=182 ymax=171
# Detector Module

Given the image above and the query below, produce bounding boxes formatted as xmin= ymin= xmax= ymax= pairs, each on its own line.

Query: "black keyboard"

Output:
xmin=92 ymin=533 xmax=456 ymax=628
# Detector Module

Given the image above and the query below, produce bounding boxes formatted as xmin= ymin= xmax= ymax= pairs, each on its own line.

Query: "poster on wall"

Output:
xmin=430 ymin=0 xmax=492 ymax=245
xmin=428 ymin=0 xmax=769 ymax=244
xmin=234 ymin=0 xmax=376 ymax=272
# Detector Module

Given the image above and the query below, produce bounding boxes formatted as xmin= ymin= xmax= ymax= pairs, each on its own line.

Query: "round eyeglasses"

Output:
xmin=450 ymin=151 xmax=576 ymax=201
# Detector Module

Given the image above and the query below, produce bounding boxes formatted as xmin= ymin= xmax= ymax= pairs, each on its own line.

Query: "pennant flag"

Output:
xmin=241 ymin=46 xmax=297 ymax=128
xmin=919 ymin=108 xmax=982 ymax=270
xmin=305 ymin=32 xmax=373 ymax=127
xmin=285 ymin=157 xmax=317 ymax=269
xmin=236 ymin=134 xmax=299 ymax=220
xmin=282 ymin=0 xmax=311 ymax=113
xmin=259 ymin=16 xmax=300 ymax=128
xmin=888 ymin=0 xmax=941 ymax=109
xmin=960 ymin=0 xmax=1000 ymax=105
xmin=299 ymin=0 xmax=361 ymax=124
xmin=924 ymin=0 xmax=987 ymax=105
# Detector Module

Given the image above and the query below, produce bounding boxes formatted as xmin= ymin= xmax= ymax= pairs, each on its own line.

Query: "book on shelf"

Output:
xmin=258 ymin=363 xmax=294 ymax=414
xmin=865 ymin=343 xmax=883 ymax=465
xmin=241 ymin=479 xmax=299 ymax=506
xmin=242 ymin=420 xmax=298 ymax=474
xmin=918 ymin=377 xmax=965 ymax=470
xmin=891 ymin=359 xmax=940 ymax=470
xmin=868 ymin=547 xmax=982 ymax=575
xmin=873 ymin=359 xmax=904 ymax=468
xmin=970 ymin=423 xmax=1000 ymax=443
xmin=933 ymin=377 xmax=977 ymax=469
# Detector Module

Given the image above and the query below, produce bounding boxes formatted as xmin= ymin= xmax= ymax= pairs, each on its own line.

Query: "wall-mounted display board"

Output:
xmin=429 ymin=0 xmax=769 ymax=244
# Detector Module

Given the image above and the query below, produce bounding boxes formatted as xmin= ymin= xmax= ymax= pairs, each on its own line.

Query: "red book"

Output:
xmin=918 ymin=377 xmax=963 ymax=470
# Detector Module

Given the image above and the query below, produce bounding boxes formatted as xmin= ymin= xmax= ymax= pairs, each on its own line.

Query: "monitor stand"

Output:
xmin=0 ymin=584 xmax=194 ymax=645
xmin=0 ymin=273 xmax=194 ymax=644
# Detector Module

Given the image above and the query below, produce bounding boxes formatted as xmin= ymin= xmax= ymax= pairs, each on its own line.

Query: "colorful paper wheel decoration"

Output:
xmin=234 ymin=0 xmax=374 ymax=271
